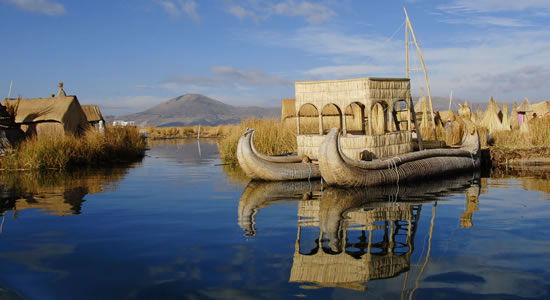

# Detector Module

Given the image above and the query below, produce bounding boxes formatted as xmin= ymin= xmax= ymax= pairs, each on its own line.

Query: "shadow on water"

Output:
xmin=238 ymin=173 xmax=481 ymax=292
xmin=0 ymin=165 xmax=135 ymax=218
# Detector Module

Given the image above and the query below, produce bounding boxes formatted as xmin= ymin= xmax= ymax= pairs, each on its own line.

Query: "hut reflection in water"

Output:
xmin=237 ymin=174 xmax=481 ymax=291
xmin=0 ymin=167 xmax=131 ymax=218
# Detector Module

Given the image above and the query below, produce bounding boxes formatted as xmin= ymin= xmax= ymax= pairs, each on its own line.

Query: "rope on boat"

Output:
xmin=469 ymin=152 xmax=475 ymax=168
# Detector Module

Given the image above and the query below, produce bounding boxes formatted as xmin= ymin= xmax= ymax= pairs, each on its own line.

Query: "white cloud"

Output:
xmin=163 ymin=66 xmax=291 ymax=88
xmin=225 ymin=0 xmax=335 ymax=24
xmin=255 ymin=24 xmax=550 ymax=101
xmin=158 ymin=0 xmax=200 ymax=23
xmin=439 ymin=0 xmax=550 ymax=14
xmin=227 ymin=4 xmax=256 ymax=20
xmin=3 ymin=0 xmax=66 ymax=16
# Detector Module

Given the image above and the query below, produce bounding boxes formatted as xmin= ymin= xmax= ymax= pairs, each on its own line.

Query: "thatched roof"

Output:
xmin=518 ymin=97 xmax=533 ymax=112
xmin=82 ymin=105 xmax=104 ymax=123
xmin=2 ymin=95 xmax=89 ymax=134
xmin=532 ymin=101 xmax=550 ymax=116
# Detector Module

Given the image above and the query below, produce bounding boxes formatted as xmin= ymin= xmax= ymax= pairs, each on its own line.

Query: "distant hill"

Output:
xmin=118 ymin=94 xmax=280 ymax=127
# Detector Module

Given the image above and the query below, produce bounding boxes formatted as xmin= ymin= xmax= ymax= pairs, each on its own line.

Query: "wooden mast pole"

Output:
xmin=405 ymin=16 xmax=409 ymax=78
xmin=404 ymin=7 xmax=436 ymax=129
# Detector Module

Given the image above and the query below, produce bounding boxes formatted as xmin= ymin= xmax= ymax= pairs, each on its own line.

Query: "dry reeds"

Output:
xmin=146 ymin=125 xmax=222 ymax=139
xmin=491 ymin=115 xmax=550 ymax=149
xmin=217 ymin=119 xmax=297 ymax=163
xmin=0 ymin=126 xmax=145 ymax=170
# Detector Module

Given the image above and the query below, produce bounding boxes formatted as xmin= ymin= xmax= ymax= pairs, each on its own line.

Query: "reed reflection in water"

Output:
xmin=0 ymin=167 xmax=132 ymax=219
xmin=238 ymin=174 xmax=480 ymax=292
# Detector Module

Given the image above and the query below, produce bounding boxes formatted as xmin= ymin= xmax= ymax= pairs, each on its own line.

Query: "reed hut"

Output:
xmin=518 ymin=97 xmax=534 ymax=125
xmin=531 ymin=101 xmax=550 ymax=118
xmin=2 ymin=83 xmax=89 ymax=137
xmin=82 ymin=105 xmax=104 ymax=129
xmin=294 ymin=77 xmax=414 ymax=160
xmin=479 ymin=97 xmax=504 ymax=133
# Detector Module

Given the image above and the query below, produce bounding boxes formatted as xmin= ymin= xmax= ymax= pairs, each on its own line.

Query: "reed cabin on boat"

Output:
xmin=293 ymin=77 xmax=415 ymax=161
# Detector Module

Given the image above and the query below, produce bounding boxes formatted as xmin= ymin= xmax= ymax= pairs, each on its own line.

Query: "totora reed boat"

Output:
xmin=237 ymin=128 xmax=321 ymax=181
xmin=318 ymin=126 xmax=480 ymax=187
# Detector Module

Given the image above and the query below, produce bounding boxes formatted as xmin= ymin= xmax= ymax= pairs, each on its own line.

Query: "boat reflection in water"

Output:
xmin=238 ymin=174 xmax=481 ymax=291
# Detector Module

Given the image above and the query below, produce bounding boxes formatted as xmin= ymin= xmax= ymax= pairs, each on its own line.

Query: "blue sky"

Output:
xmin=1 ymin=0 xmax=550 ymax=115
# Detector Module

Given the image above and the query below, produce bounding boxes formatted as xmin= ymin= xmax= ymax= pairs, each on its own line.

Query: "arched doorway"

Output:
xmin=321 ymin=104 xmax=342 ymax=134
xmin=344 ymin=102 xmax=365 ymax=135
xmin=298 ymin=103 xmax=320 ymax=134
xmin=370 ymin=101 xmax=388 ymax=135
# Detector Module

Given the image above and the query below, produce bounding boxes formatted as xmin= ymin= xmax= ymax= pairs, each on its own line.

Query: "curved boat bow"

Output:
xmin=237 ymin=129 xmax=321 ymax=181
xmin=318 ymin=128 xmax=480 ymax=187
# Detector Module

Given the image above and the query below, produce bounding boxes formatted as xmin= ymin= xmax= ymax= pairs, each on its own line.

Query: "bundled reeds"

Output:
xmin=491 ymin=115 xmax=550 ymax=149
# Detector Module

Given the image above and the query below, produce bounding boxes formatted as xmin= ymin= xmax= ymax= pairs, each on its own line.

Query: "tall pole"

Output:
xmin=406 ymin=18 xmax=409 ymax=78
xmin=404 ymin=7 xmax=436 ymax=129
xmin=7 ymin=80 xmax=13 ymax=99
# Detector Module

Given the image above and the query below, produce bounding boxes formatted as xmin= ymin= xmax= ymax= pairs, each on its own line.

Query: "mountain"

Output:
xmin=119 ymin=94 xmax=280 ymax=127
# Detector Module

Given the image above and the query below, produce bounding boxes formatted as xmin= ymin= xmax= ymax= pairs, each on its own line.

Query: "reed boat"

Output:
xmin=318 ymin=126 xmax=480 ymax=187
xmin=236 ymin=128 xmax=321 ymax=181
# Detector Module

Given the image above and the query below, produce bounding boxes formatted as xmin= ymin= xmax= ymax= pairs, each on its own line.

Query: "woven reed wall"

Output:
xmin=289 ymin=251 xmax=409 ymax=284
xmin=295 ymin=78 xmax=410 ymax=117
xmin=298 ymin=131 xmax=413 ymax=160
xmin=297 ymin=200 xmax=320 ymax=227
xmin=281 ymin=98 xmax=296 ymax=122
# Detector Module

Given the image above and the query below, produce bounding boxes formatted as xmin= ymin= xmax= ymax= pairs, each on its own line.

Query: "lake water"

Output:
xmin=1 ymin=138 xmax=550 ymax=299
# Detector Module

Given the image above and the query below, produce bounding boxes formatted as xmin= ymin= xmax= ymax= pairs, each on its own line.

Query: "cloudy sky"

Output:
xmin=1 ymin=0 xmax=549 ymax=115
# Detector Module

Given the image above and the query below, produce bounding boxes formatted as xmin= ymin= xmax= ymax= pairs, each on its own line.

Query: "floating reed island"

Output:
xmin=0 ymin=83 xmax=146 ymax=170
xmin=236 ymin=77 xmax=481 ymax=186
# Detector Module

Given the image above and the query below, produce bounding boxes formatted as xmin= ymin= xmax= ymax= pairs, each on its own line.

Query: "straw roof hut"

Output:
xmin=510 ymin=101 xmax=519 ymax=130
xmin=532 ymin=101 xmax=550 ymax=118
xmin=82 ymin=105 xmax=104 ymax=127
xmin=2 ymin=83 xmax=89 ymax=137
xmin=518 ymin=97 xmax=533 ymax=113
xmin=518 ymin=97 xmax=534 ymax=133
xmin=479 ymin=97 xmax=504 ymax=133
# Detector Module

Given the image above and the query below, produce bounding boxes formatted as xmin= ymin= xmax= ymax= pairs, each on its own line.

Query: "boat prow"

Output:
xmin=318 ymin=128 xmax=480 ymax=187
xmin=237 ymin=128 xmax=321 ymax=181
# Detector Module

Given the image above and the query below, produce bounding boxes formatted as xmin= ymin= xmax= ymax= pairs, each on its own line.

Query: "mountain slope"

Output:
xmin=120 ymin=94 xmax=280 ymax=127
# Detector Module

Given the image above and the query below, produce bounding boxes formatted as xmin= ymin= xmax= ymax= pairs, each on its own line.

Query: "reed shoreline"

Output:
xmin=0 ymin=126 xmax=146 ymax=171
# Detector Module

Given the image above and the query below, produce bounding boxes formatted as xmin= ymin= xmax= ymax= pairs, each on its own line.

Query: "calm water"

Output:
xmin=1 ymin=138 xmax=550 ymax=299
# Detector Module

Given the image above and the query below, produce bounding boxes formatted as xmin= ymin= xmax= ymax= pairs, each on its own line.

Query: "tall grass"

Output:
xmin=146 ymin=125 xmax=222 ymax=138
xmin=216 ymin=119 xmax=297 ymax=163
xmin=0 ymin=126 xmax=146 ymax=170
xmin=491 ymin=115 xmax=550 ymax=149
